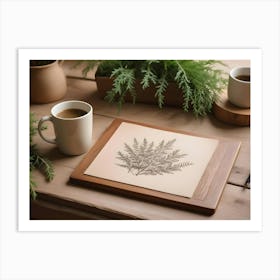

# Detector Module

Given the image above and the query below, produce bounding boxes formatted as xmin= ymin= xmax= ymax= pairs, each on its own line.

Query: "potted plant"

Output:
xmin=30 ymin=60 xmax=67 ymax=104
xmin=77 ymin=60 xmax=227 ymax=117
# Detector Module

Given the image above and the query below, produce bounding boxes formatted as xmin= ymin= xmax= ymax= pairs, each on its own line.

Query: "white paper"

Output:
xmin=84 ymin=122 xmax=218 ymax=198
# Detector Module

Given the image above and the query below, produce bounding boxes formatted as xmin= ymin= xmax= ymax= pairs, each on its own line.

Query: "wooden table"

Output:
xmin=30 ymin=61 xmax=250 ymax=220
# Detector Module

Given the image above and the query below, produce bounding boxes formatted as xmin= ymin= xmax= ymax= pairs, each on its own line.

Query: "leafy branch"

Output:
xmin=116 ymin=138 xmax=193 ymax=176
xmin=30 ymin=112 xmax=54 ymax=199
xmin=105 ymin=66 xmax=136 ymax=109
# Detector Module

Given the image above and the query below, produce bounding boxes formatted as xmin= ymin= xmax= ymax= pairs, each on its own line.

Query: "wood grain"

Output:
xmin=70 ymin=119 xmax=241 ymax=215
xmin=213 ymin=91 xmax=250 ymax=126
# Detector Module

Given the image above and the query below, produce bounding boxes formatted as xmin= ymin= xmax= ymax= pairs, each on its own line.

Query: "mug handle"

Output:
xmin=38 ymin=116 xmax=56 ymax=144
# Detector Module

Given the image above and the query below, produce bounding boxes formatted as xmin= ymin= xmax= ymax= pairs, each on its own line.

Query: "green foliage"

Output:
xmin=106 ymin=66 xmax=136 ymax=109
xmin=78 ymin=60 xmax=227 ymax=117
xmin=116 ymin=138 xmax=193 ymax=176
xmin=30 ymin=112 xmax=54 ymax=199
xmin=155 ymin=75 xmax=168 ymax=109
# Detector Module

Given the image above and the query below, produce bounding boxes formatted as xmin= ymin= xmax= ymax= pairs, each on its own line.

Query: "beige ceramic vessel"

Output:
xmin=30 ymin=60 xmax=67 ymax=103
xmin=227 ymin=67 xmax=250 ymax=108
xmin=38 ymin=100 xmax=93 ymax=156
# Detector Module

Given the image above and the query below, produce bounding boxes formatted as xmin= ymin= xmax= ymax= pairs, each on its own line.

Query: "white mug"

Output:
xmin=38 ymin=100 xmax=93 ymax=155
xmin=227 ymin=67 xmax=250 ymax=108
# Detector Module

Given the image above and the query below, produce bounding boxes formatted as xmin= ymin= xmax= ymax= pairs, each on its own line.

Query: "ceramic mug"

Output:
xmin=227 ymin=66 xmax=250 ymax=108
xmin=38 ymin=100 xmax=93 ymax=155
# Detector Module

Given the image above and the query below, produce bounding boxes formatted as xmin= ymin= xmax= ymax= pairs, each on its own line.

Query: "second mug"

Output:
xmin=227 ymin=66 xmax=250 ymax=108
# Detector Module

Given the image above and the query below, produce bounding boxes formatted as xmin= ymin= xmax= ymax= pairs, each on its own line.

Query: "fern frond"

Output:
xmin=155 ymin=75 xmax=168 ymax=108
xmin=132 ymin=138 xmax=139 ymax=153
xmin=30 ymin=170 xmax=37 ymax=200
xmin=174 ymin=60 xmax=193 ymax=112
xmin=106 ymin=66 xmax=136 ymax=108
xmin=163 ymin=139 xmax=176 ymax=150
xmin=124 ymin=143 xmax=137 ymax=158
xmin=140 ymin=138 xmax=148 ymax=154
xmin=30 ymin=147 xmax=54 ymax=182
xmin=141 ymin=69 xmax=157 ymax=89
xmin=177 ymin=60 xmax=227 ymax=116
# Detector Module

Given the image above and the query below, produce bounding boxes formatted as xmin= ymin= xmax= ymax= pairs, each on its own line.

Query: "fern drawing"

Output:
xmin=116 ymin=138 xmax=193 ymax=176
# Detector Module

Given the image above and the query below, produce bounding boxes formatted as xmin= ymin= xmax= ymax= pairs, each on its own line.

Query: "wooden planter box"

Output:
xmin=95 ymin=76 xmax=184 ymax=107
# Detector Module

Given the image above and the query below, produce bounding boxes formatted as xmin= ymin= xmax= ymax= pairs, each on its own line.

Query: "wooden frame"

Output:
xmin=70 ymin=119 xmax=241 ymax=215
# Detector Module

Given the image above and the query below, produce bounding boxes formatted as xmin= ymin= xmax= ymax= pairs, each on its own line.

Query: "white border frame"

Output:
xmin=18 ymin=48 xmax=262 ymax=232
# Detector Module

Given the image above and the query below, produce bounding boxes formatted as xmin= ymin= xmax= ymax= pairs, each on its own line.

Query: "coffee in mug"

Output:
xmin=56 ymin=108 xmax=88 ymax=118
xmin=227 ymin=66 xmax=250 ymax=108
xmin=38 ymin=100 xmax=93 ymax=155
xmin=235 ymin=75 xmax=250 ymax=82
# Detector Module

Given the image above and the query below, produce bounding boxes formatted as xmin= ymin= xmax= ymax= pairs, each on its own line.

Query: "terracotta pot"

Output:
xmin=30 ymin=60 xmax=67 ymax=104
xmin=95 ymin=76 xmax=184 ymax=107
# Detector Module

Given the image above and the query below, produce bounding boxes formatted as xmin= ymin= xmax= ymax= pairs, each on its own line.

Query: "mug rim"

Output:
xmin=30 ymin=60 xmax=58 ymax=69
xmin=51 ymin=100 xmax=93 ymax=120
xmin=230 ymin=66 xmax=250 ymax=84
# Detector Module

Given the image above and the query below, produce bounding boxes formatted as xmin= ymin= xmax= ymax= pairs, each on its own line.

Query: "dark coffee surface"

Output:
xmin=235 ymin=75 xmax=250 ymax=82
xmin=57 ymin=108 xmax=87 ymax=118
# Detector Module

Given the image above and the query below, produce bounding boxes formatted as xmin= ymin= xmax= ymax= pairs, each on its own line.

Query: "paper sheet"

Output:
xmin=84 ymin=122 xmax=218 ymax=198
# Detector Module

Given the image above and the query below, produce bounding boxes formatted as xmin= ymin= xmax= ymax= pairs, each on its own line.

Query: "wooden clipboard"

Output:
xmin=70 ymin=118 xmax=241 ymax=215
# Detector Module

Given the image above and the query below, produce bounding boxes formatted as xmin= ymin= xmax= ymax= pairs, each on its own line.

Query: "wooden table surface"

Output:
xmin=30 ymin=60 xmax=250 ymax=220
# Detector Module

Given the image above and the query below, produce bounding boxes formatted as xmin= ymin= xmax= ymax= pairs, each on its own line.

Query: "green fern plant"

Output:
xmin=77 ymin=60 xmax=227 ymax=117
xmin=30 ymin=112 xmax=54 ymax=199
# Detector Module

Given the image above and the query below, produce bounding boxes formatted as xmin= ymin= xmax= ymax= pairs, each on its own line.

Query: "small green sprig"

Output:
xmin=30 ymin=112 xmax=54 ymax=199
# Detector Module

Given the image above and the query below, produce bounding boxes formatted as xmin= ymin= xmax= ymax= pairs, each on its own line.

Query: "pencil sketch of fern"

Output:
xmin=116 ymin=138 xmax=193 ymax=176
